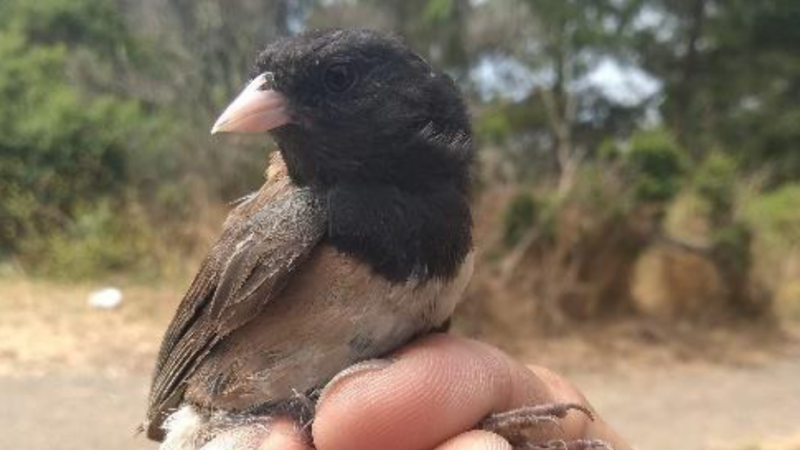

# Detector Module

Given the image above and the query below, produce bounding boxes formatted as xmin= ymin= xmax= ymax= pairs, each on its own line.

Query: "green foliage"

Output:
xmin=0 ymin=0 xmax=132 ymax=55
xmin=475 ymin=107 xmax=515 ymax=144
xmin=423 ymin=0 xmax=457 ymax=23
xmin=743 ymin=183 xmax=800 ymax=247
xmin=636 ymin=0 xmax=800 ymax=185
xmin=622 ymin=129 xmax=687 ymax=204
xmin=710 ymin=222 xmax=753 ymax=276
xmin=19 ymin=201 xmax=156 ymax=279
xmin=0 ymin=0 xmax=165 ymax=270
xmin=597 ymin=138 xmax=622 ymax=162
xmin=501 ymin=165 xmax=627 ymax=250
xmin=502 ymin=191 xmax=539 ymax=247
xmin=694 ymin=153 xmax=739 ymax=223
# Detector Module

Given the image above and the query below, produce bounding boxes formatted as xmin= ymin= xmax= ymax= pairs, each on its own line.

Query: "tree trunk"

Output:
xmin=672 ymin=0 xmax=707 ymax=156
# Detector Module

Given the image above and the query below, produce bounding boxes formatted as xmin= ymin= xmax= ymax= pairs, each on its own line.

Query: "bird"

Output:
xmin=145 ymin=28 xmax=600 ymax=450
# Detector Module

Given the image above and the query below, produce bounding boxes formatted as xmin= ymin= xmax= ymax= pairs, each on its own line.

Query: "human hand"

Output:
xmin=199 ymin=334 xmax=632 ymax=450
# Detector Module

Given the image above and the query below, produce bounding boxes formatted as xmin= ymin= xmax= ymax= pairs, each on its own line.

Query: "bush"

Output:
xmin=0 ymin=0 xmax=170 ymax=271
xmin=743 ymin=183 xmax=800 ymax=248
xmin=19 ymin=201 xmax=157 ymax=279
xmin=694 ymin=153 xmax=739 ymax=224
xmin=622 ymin=129 xmax=687 ymax=204
xmin=502 ymin=191 xmax=538 ymax=248
xmin=710 ymin=223 xmax=752 ymax=273
xmin=0 ymin=32 xmax=148 ymax=254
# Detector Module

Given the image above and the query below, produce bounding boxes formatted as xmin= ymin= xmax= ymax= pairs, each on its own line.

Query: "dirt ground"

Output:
xmin=2 ymin=277 xmax=799 ymax=450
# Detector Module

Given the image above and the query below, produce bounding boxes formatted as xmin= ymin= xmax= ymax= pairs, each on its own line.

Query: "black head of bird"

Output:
xmin=210 ymin=28 xmax=473 ymax=282
xmin=212 ymin=28 xmax=472 ymax=193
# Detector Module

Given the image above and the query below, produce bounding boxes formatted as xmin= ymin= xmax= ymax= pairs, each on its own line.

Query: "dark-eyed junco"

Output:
xmin=145 ymin=29 xmax=599 ymax=450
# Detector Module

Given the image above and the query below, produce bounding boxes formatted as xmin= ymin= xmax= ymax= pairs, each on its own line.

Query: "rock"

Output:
xmin=88 ymin=288 xmax=123 ymax=310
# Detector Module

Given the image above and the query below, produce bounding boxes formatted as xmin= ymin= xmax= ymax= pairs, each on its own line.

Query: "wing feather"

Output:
xmin=145 ymin=186 xmax=326 ymax=440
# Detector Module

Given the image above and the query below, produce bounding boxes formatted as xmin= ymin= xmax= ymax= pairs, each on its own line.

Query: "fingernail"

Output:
xmin=317 ymin=358 xmax=393 ymax=406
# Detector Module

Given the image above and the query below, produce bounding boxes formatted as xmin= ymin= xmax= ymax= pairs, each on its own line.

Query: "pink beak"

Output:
xmin=211 ymin=73 xmax=290 ymax=134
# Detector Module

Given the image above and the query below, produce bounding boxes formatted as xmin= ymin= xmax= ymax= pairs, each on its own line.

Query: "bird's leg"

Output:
xmin=478 ymin=403 xmax=612 ymax=450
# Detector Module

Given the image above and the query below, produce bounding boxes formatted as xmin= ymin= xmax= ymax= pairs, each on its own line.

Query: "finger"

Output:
xmin=199 ymin=419 xmax=312 ymax=450
xmin=433 ymin=430 xmax=512 ymax=450
xmin=313 ymin=334 xmax=593 ymax=450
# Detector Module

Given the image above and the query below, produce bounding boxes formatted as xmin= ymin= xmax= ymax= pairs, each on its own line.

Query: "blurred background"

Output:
xmin=0 ymin=0 xmax=798 ymax=449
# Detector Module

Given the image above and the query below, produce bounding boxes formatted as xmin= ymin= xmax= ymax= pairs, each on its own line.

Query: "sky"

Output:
xmin=471 ymin=55 xmax=662 ymax=107
xmin=469 ymin=2 xmax=667 ymax=108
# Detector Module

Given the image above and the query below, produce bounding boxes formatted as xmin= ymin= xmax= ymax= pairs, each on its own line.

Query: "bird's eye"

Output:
xmin=324 ymin=63 xmax=358 ymax=93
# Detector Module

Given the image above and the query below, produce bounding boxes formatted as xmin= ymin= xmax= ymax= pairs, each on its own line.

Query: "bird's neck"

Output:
xmin=326 ymin=182 xmax=472 ymax=283
xmin=272 ymin=133 xmax=473 ymax=283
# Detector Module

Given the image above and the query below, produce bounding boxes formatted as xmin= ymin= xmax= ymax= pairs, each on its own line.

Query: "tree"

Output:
xmin=0 ymin=0 xmax=154 ymax=256
xmin=470 ymin=0 xmax=647 ymax=189
xmin=121 ymin=0 xmax=319 ymax=200
xmin=635 ymin=0 xmax=800 ymax=185
xmin=307 ymin=0 xmax=472 ymax=77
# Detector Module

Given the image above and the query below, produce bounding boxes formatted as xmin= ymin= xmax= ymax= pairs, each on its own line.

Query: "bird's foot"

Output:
xmin=479 ymin=403 xmax=612 ymax=450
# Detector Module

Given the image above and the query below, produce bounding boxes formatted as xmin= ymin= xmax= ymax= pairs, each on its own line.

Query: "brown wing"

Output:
xmin=145 ymin=161 xmax=326 ymax=440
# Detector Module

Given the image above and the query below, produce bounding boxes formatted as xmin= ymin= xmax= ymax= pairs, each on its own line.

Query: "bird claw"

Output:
xmin=478 ymin=403 xmax=611 ymax=450
xmin=479 ymin=402 xmax=592 ymax=433
xmin=524 ymin=439 xmax=612 ymax=450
